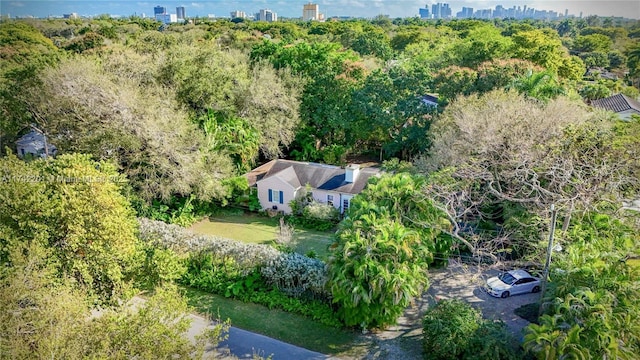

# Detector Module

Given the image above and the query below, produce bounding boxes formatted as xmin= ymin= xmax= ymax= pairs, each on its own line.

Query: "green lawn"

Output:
xmin=183 ymin=286 xmax=360 ymax=355
xmin=189 ymin=214 xmax=334 ymax=259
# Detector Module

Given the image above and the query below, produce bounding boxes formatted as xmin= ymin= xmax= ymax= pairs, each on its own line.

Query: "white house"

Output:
xmin=246 ymin=160 xmax=380 ymax=214
xmin=591 ymin=93 xmax=640 ymax=120
xmin=15 ymin=130 xmax=57 ymax=159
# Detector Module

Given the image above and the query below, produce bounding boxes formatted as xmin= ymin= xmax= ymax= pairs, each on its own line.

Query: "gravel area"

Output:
xmin=343 ymin=260 xmax=540 ymax=360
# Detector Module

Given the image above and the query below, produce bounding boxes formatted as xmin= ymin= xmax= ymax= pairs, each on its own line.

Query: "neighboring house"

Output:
xmin=584 ymin=67 xmax=618 ymax=81
xmin=15 ymin=130 xmax=57 ymax=159
xmin=421 ymin=94 xmax=439 ymax=108
xmin=246 ymin=159 xmax=380 ymax=214
xmin=591 ymin=93 xmax=640 ymax=120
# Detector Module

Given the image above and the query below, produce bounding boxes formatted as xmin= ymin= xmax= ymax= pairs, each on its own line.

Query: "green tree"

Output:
xmin=451 ymin=25 xmax=512 ymax=68
xmin=432 ymin=66 xmax=477 ymax=102
xmin=328 ymin=174 xmax=451 ymax=329
xmin=422 ymin=299 xmax=481 ymax=360
xmin=510 ymin=29 xmax=566 ymax=73
xmin=572 ymin=34 xmax=613 ymax=53
xmin=351 ymin=66 xmax=433 ymax=160
xmin=0 ymin=252 xmax=228 ymax=359
xmin=0 ymin=21 xmax=62 ymax=155
xmin=419 ymin=91 xmax=639 ymax=258
xmin=507 ymin=70 xmax=566 ymax=101
xmin=20 ymin=57 xmax=234 ymax=202
xmin=524 ymin=212 xmax=640 ymax=359
xmin=0 ymin=154 xmax=138 ymax=301
xmin=350 ymin=29 xmax=393 ymax=60
xmin=391 ymin=29 xmax=428 ymax=51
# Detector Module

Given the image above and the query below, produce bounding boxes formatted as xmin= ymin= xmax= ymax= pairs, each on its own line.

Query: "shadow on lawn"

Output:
xmin=181 ymin=286 xmax=361 ymax=356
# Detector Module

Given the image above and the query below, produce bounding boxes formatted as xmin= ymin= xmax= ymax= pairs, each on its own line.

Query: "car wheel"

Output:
xmin=501 ymin=291 xmax=510 ymax=298
xmin=532 ymin=286 xmax=541 ymax=293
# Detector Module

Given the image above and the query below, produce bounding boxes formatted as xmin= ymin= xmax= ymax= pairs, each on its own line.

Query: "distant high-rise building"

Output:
xmin=156 ymin=13 xmax=177 ymax=24
xmin=63 ymin=12 xmax=78 ymax=19
xmin=154 ymin=5 xmax=166 ymax=16
xmin=419 ymin=6 xmax=430 ymax=19
xmin=256 ymin=9 xmax=277 ymax=22
xmin=176 ymin=6 xmax=185 ymax=20
xmin=303 ymin=3 xmax=320 ymax=21
xmin=431 ymin=3 xmax=451 ymax=19
xmin=456 ymin=7 xmax=473 ymax=18
xmin=230 ymin=10 xmax=246 ymax=19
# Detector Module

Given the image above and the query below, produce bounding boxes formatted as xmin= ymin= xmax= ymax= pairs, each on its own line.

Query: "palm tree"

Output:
xmin=507 ymin=69 xmax=566 ymax=102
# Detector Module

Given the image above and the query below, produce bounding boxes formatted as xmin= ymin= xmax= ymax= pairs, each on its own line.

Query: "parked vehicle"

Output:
xmin=484 ymin=269 xmax=541 ymax=298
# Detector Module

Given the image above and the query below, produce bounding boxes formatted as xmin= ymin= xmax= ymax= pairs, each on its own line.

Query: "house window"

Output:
xmin=327 ymin=194 xmax=334 ymax=206
xmin=268 ymin=189 xmax=284 ymax=204
xmin=342 ymin=198 xmax=350 ymax=213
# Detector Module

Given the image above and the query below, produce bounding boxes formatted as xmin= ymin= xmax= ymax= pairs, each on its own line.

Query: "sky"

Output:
xmin=1 ymin=0 xmax=639 ymax=19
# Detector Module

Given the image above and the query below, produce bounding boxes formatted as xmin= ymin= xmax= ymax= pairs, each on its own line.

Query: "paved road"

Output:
xmin=184 ymin=310 xmax=335 ymax=360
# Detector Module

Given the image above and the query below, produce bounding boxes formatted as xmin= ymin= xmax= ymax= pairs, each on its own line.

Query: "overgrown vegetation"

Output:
xmin=422 ymin=299 xmax=518 ymax=360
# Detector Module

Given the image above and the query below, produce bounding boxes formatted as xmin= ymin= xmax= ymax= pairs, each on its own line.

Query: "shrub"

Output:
xmin=462 ymin=321 xmax=518 ymax=360
xmin=261 ymin=252 xmax=329 ymax=299
xmin=136 ymin=245 xmax=186 ymax=290
xmin=138 ymin=218 xmax=280 ymax=275
xmin=422 ymin=299 xmax=519 ymax=360
xmin=274 ymin=217 xmax=297 ymax=252
xmin=422 ymin=300 xmax=482 ymax=360
xmin=303 ymin=202 xmax=340 ymax=222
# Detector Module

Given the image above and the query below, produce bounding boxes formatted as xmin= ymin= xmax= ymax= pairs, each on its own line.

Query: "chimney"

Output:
xmin=345 ymin=164 xmax=360 ymax=183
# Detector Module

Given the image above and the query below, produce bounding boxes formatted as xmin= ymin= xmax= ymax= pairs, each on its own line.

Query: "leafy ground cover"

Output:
xmin=189 ymin=214 xmax=334 ymax=259
xmin=182 ymin=286 xmax=359 ymax=355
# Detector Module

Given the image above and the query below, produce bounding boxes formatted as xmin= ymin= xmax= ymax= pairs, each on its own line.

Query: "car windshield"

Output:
xmin=498 ymin=272 xmax=516 ymax=285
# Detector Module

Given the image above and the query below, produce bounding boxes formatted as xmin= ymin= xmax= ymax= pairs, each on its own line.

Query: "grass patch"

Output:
xmin=183 ymin=286 xmax=358 ymax=355
xmin=189 ymin=214 xmax=334 ymax=259
xmin=628 ymin=258 xmax=640 ymax=268
xmin=514 ymin=302 xmax=539 ymax=324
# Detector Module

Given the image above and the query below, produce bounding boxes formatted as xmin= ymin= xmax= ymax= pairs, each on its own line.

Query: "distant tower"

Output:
xmin=303 ymin=3 xmax=319 ymax=21
xmin=154 ymin=5 xmax=166 ymax=16
xmin=230 ymin=10 xmax=246 ymax=19
xmin=257 ymin=9 xmax=277 ymax=22
xmin=176 ymin=6 xmax=186 ymax=20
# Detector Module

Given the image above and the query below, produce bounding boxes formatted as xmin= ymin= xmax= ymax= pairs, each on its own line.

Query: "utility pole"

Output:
xmin=538 ymin=204 xmax=558 ymax=316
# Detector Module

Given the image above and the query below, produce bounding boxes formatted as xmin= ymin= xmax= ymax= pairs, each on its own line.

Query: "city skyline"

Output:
xmin=1 ymin=1 xmax=638 ymax=19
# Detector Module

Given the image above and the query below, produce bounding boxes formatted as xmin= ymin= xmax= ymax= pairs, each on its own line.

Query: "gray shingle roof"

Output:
xmin=248 ymin=159 xmax=380 ymax=194
xmin=16 ymin=130 xmax=57 ymax=152
xmin=591 ymin=93 xmax=640 ymax=114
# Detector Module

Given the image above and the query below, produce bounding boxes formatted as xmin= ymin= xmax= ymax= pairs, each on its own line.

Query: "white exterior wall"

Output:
xmin=310 ymin=189 xmax=341 ymax=211
xmin=256 ymin=175 xmax=297 ymax=214
xmin=16 ymin=143 xmax=41 ymax=158
xmin=618 ymin=110 xmax=640 ymax=120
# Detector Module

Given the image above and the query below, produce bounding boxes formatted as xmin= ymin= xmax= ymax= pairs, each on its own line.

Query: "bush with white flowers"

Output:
xmin=261 ymin=252 xmax=330 ymax=299
xmin=138 ymin=218 xmax=328 ymax=294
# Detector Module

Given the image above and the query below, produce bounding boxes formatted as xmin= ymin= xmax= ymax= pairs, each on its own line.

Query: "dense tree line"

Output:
xmin=1 ymin=15 xmax=639 ymax=358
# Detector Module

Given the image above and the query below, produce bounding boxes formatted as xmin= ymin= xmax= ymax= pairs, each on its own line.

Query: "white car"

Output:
xmin=485 ymin=269 xmax=541 ymax=298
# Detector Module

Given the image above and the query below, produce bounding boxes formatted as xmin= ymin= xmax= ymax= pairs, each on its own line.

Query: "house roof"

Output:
xmin=15 ymin=130 xmax=57 ymax=151
xmin=591 ymin=93 xmax=640 ymax=114
xmin=248 ymin=159 xmax=380 ymax=195
xmin=421 ymin=94 xmax=439 ymax=105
